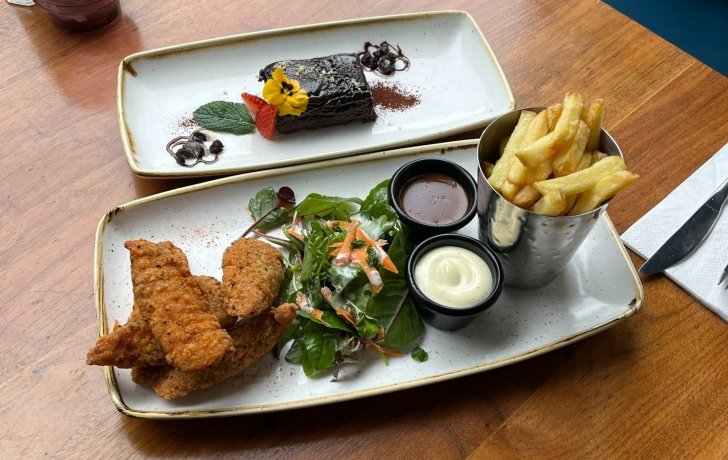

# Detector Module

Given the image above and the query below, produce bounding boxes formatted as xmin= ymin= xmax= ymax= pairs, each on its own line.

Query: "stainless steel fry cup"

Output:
xmin=476 ymin=108 xmax=623 ymax=289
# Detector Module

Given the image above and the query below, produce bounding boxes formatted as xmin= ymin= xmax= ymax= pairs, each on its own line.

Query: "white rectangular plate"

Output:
xmin=94 ymin=140 xmax=642 ymax=418
xmin=118 ymin=11 xmax=514 ymax=178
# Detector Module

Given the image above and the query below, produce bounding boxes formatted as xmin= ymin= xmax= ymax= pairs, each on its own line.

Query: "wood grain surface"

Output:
xmin=2 ymin=0 xmax=727 ymax=458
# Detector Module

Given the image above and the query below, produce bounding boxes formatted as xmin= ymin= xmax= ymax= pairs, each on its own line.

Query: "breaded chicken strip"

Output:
xmin=222 ymin=237 xmax=286 ymax=318
xmin=86 ymin=303 xmax=165 ymax=367
xmin=131 ymin=365 xmax=166 ymax=385
xmin=126 ymin=239 xmax=234 ymax=371
xmin=197 ymin=275 xmax=238 ymax=330
xmin=86 ymin=276 xmax=235 ymax=368
xmin=152 ymin=303 xmax=297 ymax=400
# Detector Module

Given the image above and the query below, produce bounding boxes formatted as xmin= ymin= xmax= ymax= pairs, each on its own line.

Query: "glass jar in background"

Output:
xmin=33 ymin=0 xmax=120 ymax=32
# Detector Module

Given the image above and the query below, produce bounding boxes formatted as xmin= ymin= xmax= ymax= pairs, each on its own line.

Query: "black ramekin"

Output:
xmin=388 ymin=158 xmax=478 ymax=242
xmin=406 ymin=233 xmax=504 ymax=331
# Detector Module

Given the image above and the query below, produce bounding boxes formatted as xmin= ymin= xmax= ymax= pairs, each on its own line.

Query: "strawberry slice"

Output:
xmin=256 ymin=104 xmax=277 ymax=140
xmin=241 ymin=92 xmax=267 ymax=118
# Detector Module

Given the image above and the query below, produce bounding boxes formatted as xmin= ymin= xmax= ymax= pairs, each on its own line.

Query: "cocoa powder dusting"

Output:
xmin=371 ymin=82 xmax=420 ymax=112
xmin=173 ymin=116 xmax=199 ymax=135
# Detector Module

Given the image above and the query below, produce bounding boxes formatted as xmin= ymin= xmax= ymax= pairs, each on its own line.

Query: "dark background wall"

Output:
xmin=605 ymin=0 xmax=727 ymax=76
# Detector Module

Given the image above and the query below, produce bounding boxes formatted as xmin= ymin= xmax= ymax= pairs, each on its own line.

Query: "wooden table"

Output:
xmin=2 ymin=0 xmax=727 ymax=457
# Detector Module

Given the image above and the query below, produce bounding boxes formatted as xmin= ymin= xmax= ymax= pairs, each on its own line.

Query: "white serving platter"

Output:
xmin=94 ymin=140 xmax=642 ymax=418
xmin=117 ymin=11 xmax=514 ymax=178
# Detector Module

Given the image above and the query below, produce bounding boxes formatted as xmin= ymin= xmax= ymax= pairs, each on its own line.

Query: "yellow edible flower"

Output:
xmin=262 ymin=68 xmax=309 ymax=116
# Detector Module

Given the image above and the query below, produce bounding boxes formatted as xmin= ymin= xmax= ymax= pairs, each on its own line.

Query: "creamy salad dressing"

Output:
xmin=413 ymin=246 xmax=492 ymax=309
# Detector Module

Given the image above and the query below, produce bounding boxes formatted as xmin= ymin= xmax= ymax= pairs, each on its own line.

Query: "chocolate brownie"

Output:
xmin=258 ymin=53 xmax=376 ymax=134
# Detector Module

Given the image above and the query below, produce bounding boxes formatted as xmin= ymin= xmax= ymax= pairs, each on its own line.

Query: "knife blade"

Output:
xmin=639 ymin=177 xmax=728 ymax=276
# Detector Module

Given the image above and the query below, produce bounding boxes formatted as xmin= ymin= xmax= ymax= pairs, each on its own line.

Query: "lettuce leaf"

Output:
xmin=256 ymin=178 xmax=423 ymax=378
xmin=300 ymin=321 xmax=339 ymax=377
xmin=365 ymin=232 xmax=423 ymax=348
xmin=297 ymin=309 xmax=352 ymax=333
xmin=295 ymin=194 xmax=361 ymax=220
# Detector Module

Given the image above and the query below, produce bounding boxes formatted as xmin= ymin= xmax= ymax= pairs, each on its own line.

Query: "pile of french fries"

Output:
xmin=483 ymin=93 xmax=638 ymax=216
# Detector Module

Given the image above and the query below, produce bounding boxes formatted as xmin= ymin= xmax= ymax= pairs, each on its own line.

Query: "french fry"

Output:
xmin=591 ymin=151 xmax=607 ymax=165
xmin=527 ymin=158 xmax=554 ymax=183
xmin=568 ymin=170 xmax=639 ymax=215
xmin=562 ymin=193 xmax=577 ymax=216
xmin=488 ymin=111 xmax=536 ymax=190
xmin=500 ymin=179 xmax=521 ymax=202
xmin=530 ymin=191 xmax=566 ymax=216
xmin=545 ymin=103 xmax=563 ymax=132
xmin=576 ymin=151 xmax=593 ymax=171
xmin=551 ymin=92 xmax=585 ymax=149
xmin=512 ymin=185 xmax=541 ymax=208
xmin=524 ymin=110 xmax=549 ymax=144
xmin=499 ymin=137 xmax=510 ymax=156
xmin=513 ymin=132 xmax=557 ymax=169
xmin=585 ymin=99 xmax=604 ymax=152
xmin=508 ymin=111 xmax=549 ymax=185
xmin=562 ymin=151 xmax=594 ymax=214
xmin=482 ymin=161 xmax=495 ymax=178
xmin=552 ymin=120 xmax=590 ymax=177
xmin=518 ymin=137 xmax=557 ymax=186
xmin=516 ymin=93 xmax=584 ymax=168
xmin=488 ymin=94 xmax=636 ymax=218
xmin=533 ymin=155 xmax=626 ymax=196
xmin=507 ymin=160 xmax=529 ymax=185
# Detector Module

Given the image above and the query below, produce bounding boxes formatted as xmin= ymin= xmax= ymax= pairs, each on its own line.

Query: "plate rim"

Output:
xmin=116 ymin=10 xmax=515 ymax=178
xmin=93 ymin=139 xmax=643 ymax=419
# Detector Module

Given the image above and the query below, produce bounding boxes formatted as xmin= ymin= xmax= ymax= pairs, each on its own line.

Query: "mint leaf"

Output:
xmin=411 ymin=346 xmax=428 ymax=362
xmin=193 ymin=101 xmax=255 ymax=135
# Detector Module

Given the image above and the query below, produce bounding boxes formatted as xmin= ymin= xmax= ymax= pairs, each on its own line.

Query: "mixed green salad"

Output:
xmin=245 ymin=181 xmax=426 ymax=378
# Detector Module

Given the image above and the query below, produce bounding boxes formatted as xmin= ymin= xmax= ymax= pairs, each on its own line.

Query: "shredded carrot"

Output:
xmin=321 ymin=286 xmax=357 ymax=327
xmin=287 ymin=225 xmax=303 ymax=240
xmin=334 ymin=307 xmax=357 ymax=327
xmin=350 ymin=248 xmax=383 ymax=293
xmin=356 ymin=228 xmax=398 ymax=274
xmin=327 ymin=219 xmax=391 ymax=292
xmin=326 ymin=220 xmax=350 ymax=230
xmin=334 ymin=219 xmax=359 ymax=266
xmin=362 ymin=339 xmax=402 ymax=357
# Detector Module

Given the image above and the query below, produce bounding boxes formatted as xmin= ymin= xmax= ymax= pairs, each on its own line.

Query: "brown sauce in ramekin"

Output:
xmin=397 ymin=173 xmax=469 ymax=225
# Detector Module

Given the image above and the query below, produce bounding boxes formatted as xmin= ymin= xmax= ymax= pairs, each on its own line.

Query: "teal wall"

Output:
xmin=604 ymin=0 xmax=727 ymax=76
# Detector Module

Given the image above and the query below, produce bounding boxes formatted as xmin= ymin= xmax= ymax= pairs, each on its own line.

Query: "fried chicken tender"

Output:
xmin=126 ymin=239 xmax=234 ymax=371
xmin=222 ymin=237 xmax=285 ymax=318
xmin=196 ymin=275 xmax=237 ymax=330
xmin=86 ymin=304 xmax=165 ymax=367
xmin=131 ymin=365 xmax=166 ymax=385
xmin=152 ymin=303 xmax=297 ymax=400
xmin=86 ymin=275 xmax=235 ymax=368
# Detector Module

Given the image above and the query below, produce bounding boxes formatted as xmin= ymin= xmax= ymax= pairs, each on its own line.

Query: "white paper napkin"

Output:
xmin=621 ymin=141 xmax=728 ymax=322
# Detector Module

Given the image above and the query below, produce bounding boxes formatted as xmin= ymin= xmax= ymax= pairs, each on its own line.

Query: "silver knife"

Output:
xmin=639 ymin=177 xmax=728 ymax=276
